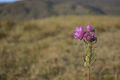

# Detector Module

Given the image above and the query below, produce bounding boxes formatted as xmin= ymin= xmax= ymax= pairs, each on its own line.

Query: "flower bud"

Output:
xmin=86 ymin=25 xmax=95 ymax=32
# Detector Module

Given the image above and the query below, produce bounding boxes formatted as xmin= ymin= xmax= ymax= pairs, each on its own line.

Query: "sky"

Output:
xmin=0 ymin=0 xmax=20 ymax=3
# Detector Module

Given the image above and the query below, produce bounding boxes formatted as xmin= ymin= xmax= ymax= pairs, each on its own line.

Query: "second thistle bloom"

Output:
xmin=84 ymin=32 xmax=96 ymax=42
xmin=86 ymin=25 xmax=95 ymax=32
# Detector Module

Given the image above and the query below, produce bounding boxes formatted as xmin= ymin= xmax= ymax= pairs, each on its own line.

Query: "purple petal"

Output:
xmin=79 ymin=26 xmax=84 ymax=31
xmin=92 ymin=36 xmax=97 ymax=41
xmin=90 ymin=32 xmax=94 ymax=36
xmin=75 ymin=27 xmax=80 ymax=31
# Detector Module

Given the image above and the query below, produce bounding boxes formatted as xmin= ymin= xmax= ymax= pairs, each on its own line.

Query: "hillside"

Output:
xmin=0 ymin=0 xmax=120 ymax=20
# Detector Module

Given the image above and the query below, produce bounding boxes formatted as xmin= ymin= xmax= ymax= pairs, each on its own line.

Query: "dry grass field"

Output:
xmin=0 ymin=15 xmax=120 ymax=80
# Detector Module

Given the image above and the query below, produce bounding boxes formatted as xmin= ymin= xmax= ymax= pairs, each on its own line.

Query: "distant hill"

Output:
xmin=0 ymin=0 xmax=120 ymax=20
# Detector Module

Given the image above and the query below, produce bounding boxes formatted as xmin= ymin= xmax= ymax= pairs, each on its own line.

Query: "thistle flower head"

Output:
xmin=86 ymin=25 xmax=95 ymax=32
xmin=73 ymin=26 xmax=85 ymax=40
xmin=83 ymin=32 xmax=96 ymax=42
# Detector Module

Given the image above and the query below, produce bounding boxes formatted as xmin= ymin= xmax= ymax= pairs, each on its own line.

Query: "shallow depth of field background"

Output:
xmin=0 ymin=0 xmax=120 ymax=80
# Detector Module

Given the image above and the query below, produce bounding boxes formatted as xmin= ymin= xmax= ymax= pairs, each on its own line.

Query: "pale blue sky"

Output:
xmin=0 ymin=0 xmax=20 ymax=3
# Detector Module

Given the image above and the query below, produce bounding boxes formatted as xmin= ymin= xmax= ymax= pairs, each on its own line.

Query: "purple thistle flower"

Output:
xmin=86 ymin=25 xmax=95 ymax=32
xmin=73 ymin=25 xmax=97 ymax=79
xmin=73 ymin=26 xmax=85 ymax=40
xmin=84 ymin=32 xmax=96 ymax=42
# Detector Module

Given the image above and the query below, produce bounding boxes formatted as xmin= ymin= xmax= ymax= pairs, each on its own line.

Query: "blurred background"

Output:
xmin=0 ymin=0 xmax=120 ymax=80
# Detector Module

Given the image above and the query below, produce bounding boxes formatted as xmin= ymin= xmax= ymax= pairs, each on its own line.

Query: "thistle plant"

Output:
xmin=73 ymin=25 xmax=97 ymax=80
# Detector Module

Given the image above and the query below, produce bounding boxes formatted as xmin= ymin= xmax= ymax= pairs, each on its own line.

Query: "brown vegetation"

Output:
xmin=0 ymin=15 xmax=120 ymax=80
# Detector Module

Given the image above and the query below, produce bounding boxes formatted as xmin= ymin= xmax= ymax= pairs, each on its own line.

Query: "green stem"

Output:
xmin=88 ymin=42 xmax=92 ymax=80
xmin=88 ymin=67 xmax=90 ymax=80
